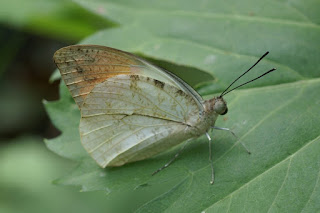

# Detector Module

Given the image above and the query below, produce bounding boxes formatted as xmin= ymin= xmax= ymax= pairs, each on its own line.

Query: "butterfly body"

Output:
xmin=53 ymin=45 xmax=228 ymax=168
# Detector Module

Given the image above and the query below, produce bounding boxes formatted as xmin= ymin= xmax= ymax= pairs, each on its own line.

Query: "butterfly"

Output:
xmin=53 ymin=45 xmax=275 ymax=184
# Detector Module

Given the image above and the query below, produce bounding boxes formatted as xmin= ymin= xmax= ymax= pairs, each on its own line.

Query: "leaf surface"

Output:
xmin=45 ymin=0 xmax=320 ymax=212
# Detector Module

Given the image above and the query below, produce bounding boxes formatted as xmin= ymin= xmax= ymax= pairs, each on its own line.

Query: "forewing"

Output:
xmin=54 ymin=45 xmax=138 ymax=108
xmin=80 ymin=75 xmax=200 ymax=167
xmin=53 ymin=45 xmax=204 ymax=110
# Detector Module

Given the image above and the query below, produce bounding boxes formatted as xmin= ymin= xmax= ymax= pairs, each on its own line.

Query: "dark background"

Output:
xmin=0 ymin=28 xmax=63 ymax=140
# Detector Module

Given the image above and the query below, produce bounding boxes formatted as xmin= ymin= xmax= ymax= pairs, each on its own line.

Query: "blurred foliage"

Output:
xmin=0 ymin=29 xmax=24 ymax=77
xmin=0 ymin=136 xmax=120 ymax=213
xmin=0 ymin=0 xmax=114 ymax=42
xmin=0 ymin=28 xmax=59 ymax=138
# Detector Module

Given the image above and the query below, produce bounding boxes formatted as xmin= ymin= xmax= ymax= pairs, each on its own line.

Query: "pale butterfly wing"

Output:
xmin=53 ymin=45 xmax=204 ymax=110
xmin=80 ymin=75 xmax=201 ymax=167
xmin=54 ymin=45 xmax=272 ymax=183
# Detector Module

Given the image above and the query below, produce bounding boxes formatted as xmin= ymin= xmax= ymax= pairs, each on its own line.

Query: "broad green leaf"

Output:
xmin=45 ymin=0 xmax=320 ymax=212
xmin=73 ymin=0 xmax=320 ymax=94
xmin=46 ymin=79 xmax=320 ymax=212
xmin=44 ymin=82 xmax=87 ymax=160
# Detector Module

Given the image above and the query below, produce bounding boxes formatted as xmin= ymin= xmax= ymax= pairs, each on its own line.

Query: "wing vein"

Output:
xmin=95 ymin=122 xmax=179 ymax=164
xmin=105 ymin=79 xmax=188 ymax=120
xmin=85 ymin=123 xmax=126 ymax=147
xmin=90 ymin=86 xmax=183 ymax=121
xmin=112 ymin=127 xmax=178 ymax=164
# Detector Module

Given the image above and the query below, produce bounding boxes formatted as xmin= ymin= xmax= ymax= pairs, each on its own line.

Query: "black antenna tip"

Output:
xmin=262 ymin=51 xmax=269 ymax=57
xmin=268 ymin=68 xmax=276 ymax=72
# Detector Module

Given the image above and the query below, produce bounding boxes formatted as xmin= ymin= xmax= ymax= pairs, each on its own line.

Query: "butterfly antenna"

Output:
xmin=220 ymin=51 xmax=270 ymax=97
xmin=221 ymin=68 xmax=276 ymax=96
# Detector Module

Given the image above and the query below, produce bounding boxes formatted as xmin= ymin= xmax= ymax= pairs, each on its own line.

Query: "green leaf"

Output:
xmin=74 ymin=0 xmax=320 ymax=94
xmin=0 ymin=0 xmax=113 ymax=41
xmin=44 ymin=82 xmax=87 ymax=160
xmin=45 ymin=0 xmax=320 ymax=212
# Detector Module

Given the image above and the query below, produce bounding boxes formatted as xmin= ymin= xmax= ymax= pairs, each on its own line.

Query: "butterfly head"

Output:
xmin=204 ymin=97 xmax=228 ymax=116
xmin=214 ymin=97 xmax=228 ymax=115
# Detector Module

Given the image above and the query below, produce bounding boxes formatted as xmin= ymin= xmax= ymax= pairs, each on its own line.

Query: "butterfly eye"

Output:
xmin=214 ymin=98 xmax=227 ymax=115
xmin=221 ymin=107 xmax=228 ymax=115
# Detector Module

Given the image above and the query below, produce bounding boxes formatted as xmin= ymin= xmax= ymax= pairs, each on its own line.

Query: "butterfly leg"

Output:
xmin=206 ymin=132 xmax=215 ymax=184
xmin=152 ymin=139 xmax=192 ymax=176
xmin=211 ymin=126 xmax=251 ymax=154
